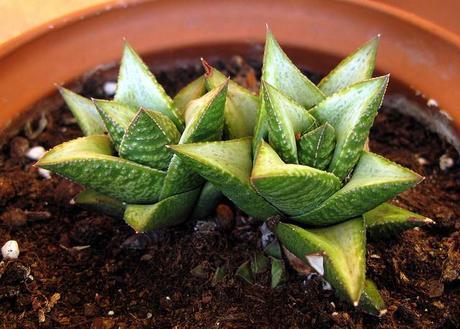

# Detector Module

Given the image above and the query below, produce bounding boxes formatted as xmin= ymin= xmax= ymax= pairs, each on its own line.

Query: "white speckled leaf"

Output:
xmin=275 ymin=219 xmax=366 ymax=304
xmin=252 ymin=83 xmax=269 ymax=160
xmin=173 ymin=76 xmax=207 ymax=117
xmin=115 ymin=42 xmax=184 ymax=130
xmin=319 ymin=37 xmax=380 ymax=95
xmin=251 ymin=142 xmax=341 ymax=216
xmin=59 ymin=87 xmax=105 ymax=136
xmin=293 ymin=151 xmax=423 ymax=225
xmin=310 ymin=76 xmax=389 ymax=180
xmin=298 ymin=123 xmax=336 ymax=170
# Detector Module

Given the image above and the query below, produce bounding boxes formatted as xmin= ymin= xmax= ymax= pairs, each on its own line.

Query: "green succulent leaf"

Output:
xmin=275 ymin=219 xmax=366 ymax=304
xmin=264 ymin=240 xmax=282 ymax=259
xmin=115 ymin=42 xmax=184 ymax=130
xmin=236 ymin=260 xmax=254 ymax=284
xmin=93 ymin=99 xmax=137 ymax=148
xmin=262 ymin=81 xmax=317 ymax=164
xmin=168 ymin=138 xmax=280 ymax=219
xmin=173 ymin=76 xmax=207 ymax=117
xmin=263 ymin=29 xmax=325 ymax=108
xmin=359 ymin=279 xmax=387 ymax=317
xmin=251 ymin=142 xmax=341 ymax=216
xmin=119 ymin=109 xmax=180 ymax=170
xmin=294 ymin=151 xmax=423 ymax=225
xmin=298 ymin=123 xmax=336 ymax=170
xmin=190 ymin=182 xmax=223 ymax=220
xmin=318 ymin=36 xmax=380 ymax=95
xmin=74 ymin=189 xmax=126 ymax=219
xmin=212 ymin=266 xmax=227 ymax=284
xmin=271 ymin=257 xmax=287 ymax=288
xmin=363 ymin=203 xmax=433 ymax=239
xmin=251 ymin=253 xmax=270 ymax=274
xmin=310 ymin=76 xmax=389 ymax=180
xmin=252 ymin=83 xmax=269 ymax=159
xmin=203 ymin=61 xmax=259 ymax=138
xmin=160 ymin=82 xmax=228 ymax=199
xmin=36 ymin=135 xmax=165 ymax=204
xmin=59 ymin=87 xmax=105 ymax=136
xmin=123 ymin=188 xmax=200 ymax=232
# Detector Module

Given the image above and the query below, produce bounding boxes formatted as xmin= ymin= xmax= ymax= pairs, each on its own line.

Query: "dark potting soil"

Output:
xmin=0 ymin=56 xmax=459 ymax=329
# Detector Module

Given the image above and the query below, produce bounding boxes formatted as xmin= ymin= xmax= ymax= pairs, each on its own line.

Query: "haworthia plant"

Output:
xmin=37 ymin=30 xmax=433 ymax=315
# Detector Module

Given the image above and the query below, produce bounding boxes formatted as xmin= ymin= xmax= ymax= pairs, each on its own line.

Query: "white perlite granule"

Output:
xmin=2 ymin=240 xmax=20 ymax=260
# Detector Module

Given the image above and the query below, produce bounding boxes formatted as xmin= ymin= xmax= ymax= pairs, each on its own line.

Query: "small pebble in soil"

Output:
xmin=38 ymin=168 xmax=52 ymax=179
xmin=427 ymin=98 xmax=439 ymax=107
xmin=322 ymin=280 xmax=333 ymax=291
xmin=216 ymin=204 xmax=234 ymax=231
xmin=25 ymin=146 xmax=45 ymax=160
xmin=2 ymin=240 xmax=20 ymax=260
xmin=439 ymin=154 xmax=454 ymax=171
xmin=103 ymin=81 xmax=117 ymax=95
xmin=108 ymin=310 xmax=114 ymax=316
xmin=416 ymin=157 xmax=428 ymax=166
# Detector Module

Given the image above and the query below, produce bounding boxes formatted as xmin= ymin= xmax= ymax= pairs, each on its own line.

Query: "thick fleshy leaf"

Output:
xmin=252 ymin=84 xmax=269 ymax=159
xmin=93 ymin=99 xmax=137 ymax=148
xmin=190 ymin=182 xmax=223 ymax=220
xmin=251 ymin=142 xmax=340 ymax=216
xmin=264 ymin=240 xmax=282 ymax=259
xmin=36 ymin=135 xmax=165 ymax=204
xmin=236 ymin=261 xmax=254 ymax=284
xmin=173 ymin=76 xmax=207 ymax=117
xmin=115 ymin=42 xmax=183 ymax=130
xmin=160 ymin=82 xmax=227 ymax=199
xmin=310 ymin=76 xmax=389 ymax=180
xmin=294 ymin=151 xmax=423 ymax=225
xmin=318 ymin=36 xmax=380 ymax=96
xmin=359 ymin=279 xmax=387 ymax=317
xmin=59 ymin=87 xmax=105 ymax=136
xmin=203 ymin=61 xmax=259 ymax=138
xmin=262 ymin=81 xmax=317 ymax=164
xmin=271 ymin=257 xmax=287 ymax=288
xmin=275 ymin=219 xmax=366 ymax=304
xmin=251 ymin=253 xmax=269 ymax=275
xmin=168 ymin=138 xmax=280 ymax=219
xmin=119 ymin=109 xmax=180 ymax=170
xmin=298 ymin=123 xmax=336 ymax=170
xmin=124 ymin=188 xmax=200 ymax=232
xmin=74 ymin=189 xmax=126 ymax=219
xmin=363 ymin=203 xmax=433 ymax=239
xmin=263 ymin=29 xmax=325 ymax=108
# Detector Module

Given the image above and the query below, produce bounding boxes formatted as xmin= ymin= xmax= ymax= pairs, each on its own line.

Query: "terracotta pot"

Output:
xmin=1 ymin=0 xmax=459 ymax=143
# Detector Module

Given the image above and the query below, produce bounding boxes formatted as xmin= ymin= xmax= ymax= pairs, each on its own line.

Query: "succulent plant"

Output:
xmin=169 ymin=30 xmax=433 ymax=315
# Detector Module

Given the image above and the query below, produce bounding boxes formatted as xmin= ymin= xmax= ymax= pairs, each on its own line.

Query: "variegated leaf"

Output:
xmin=59 ymin=87 xmax=105 ymax=136
xmin=318 ymin=36 xmax=380 ymax=95
xmin=124 ymin=188 xmax=200 ymax=232
xmin=173 ymin=76 xmax=207 ymax=117
xmin=252 ymin=83 xmax=269 ymax=159
xmin=363 ymin=202 xmax=433 ymax=239
xmin=310 ymin=76 xmax=389 ymax=180
xmin=115 ymin=42 xmax=184 ymax=130
xmin=251 ymin=142 xmax=340 ymax=216
xmin=74 ymin=189 xmax=126 ymax=219
xmin=263 ymin=29 xmax=325 ymax=108
xmin=190 ymin=182 xmax=223 ymax=220
xmin=160 ymin=82 xmax=227 ymax=199
xmin=359 ymin=279 xmax=387 ymax=317
xmin=203 ymin=61 xmax=259 ymax=138
xmin=119 ymin=109 xmax=180 ymax=170
xmin=168 ymin=138 xmax=280 ymax=219
xmin=36 ymin=135 xmax=165 ymax=203
xmin=262 ymin=81 xmax=317 ymax=164
xmin=298 ymin=123 xmax=336 ymax=170
xmin=294 ymin=151 xmax=423 ymax=225
xmin=275 ymin=219 xmax=366 ymax=304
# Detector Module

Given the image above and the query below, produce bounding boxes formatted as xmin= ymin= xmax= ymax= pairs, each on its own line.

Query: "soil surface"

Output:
xmin=0 ymin=57 xmax=459 ymax=329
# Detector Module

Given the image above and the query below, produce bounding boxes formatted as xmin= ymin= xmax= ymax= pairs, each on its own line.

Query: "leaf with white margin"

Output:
xmin=173 ymin=76 xmax=207 ymax=117
xmin=275 ymin=219 xmax=366 ymax=305
xmin=293 ymin=151 xmax=423 ymax=225
xmin=190 ymin=182 xmax=223 ymax=220
xmin=115 ymin=42 xmax=184 ymax=130
xmin=168 ymin=138 xmax=280 ymax=219
xmin=74 ymin=189 xmax=126 ymax=219
xmin=59 ymin=87 xmax=105 ymax=136
xmin=298 ymin=123 xmax=336 ymax=170
xmin=359 ymin=279 xmax=387 ymax=317
xmin=251 ymin=141 xmax=340 ymax=216
xmin=160 ymin=82 xmax=227 ymax=199
xmin=119 ymin=109 xmax=180 ymax=170
xmin=203 ymin=61 xmax=259 ymax=138
xmin=263 ymin=29 xmax=325 ymax=108
xmin=252 ymin=83 xmax=269 ymax=160
xmin=262 ymin=81 xmax=317 ymax=164
xmin=36 ymin=135 xmax=166 ymax=203
xmin=123 ymin=188 xmax=200 ymax=232
xmin=93 ymin=99 xmax=137 ymax=148
xmin=310 ymin=76 xmax=389 ymax=180
xmin=318 ymin=36 xmax=380 ymax=96
xmin=363 ymin=202 xmax=433 ymax=239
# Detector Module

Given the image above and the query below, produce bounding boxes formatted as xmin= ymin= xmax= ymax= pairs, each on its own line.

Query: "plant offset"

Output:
xmin=37 ymin=30 xmax=433 ymax=316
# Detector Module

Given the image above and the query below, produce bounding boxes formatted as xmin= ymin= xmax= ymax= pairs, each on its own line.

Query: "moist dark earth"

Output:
xmin=0 ymin=57 xmax=459 ymax=329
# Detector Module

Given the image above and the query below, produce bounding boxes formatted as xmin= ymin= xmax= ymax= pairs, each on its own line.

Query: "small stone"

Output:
xmin=103 ymin=82 xmax=117 ymax=96
xmin=38 ymin=168 xmax=52 ymax=179
xmin=9 ymin=136 xmax=30 ymax=158
xmin=216 ymin=204 xmax=234 ymax=231
xmin=439 ymin=154 xmax=454 ymax=171
xmin=417 ymin=157 xmax=428 ymax=166
xmin=2 ymin=240 xmax=20 ymax=259
xmin=26 ymin=146 xmax=46 ymax=160
xmin=427 ymin=98 xmax=438 ymax=107
xmin=107 ymin=310 xmax=114 ymax=316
